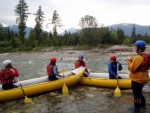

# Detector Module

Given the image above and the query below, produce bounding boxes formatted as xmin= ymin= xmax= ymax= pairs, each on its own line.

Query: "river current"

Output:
xmin=0 ymin=49 xmax=150 ymax=113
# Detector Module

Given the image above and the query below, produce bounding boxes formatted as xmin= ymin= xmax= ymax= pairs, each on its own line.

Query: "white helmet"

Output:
xmin=2 ymin=60 xmax=12 ymax=67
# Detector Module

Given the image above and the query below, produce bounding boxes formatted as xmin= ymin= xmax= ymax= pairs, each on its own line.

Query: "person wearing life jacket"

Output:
xmin=0 ymin=60 xmax=19 ymax=90
xmin=108 ymin=55 xmax=122 ymax=79
xmin=127 ymin=40 xmax=149 ymax=112
xmin=75 ymin=54 xmax=90 ymax=77
xmin=46 ymin=57 xmax=62 ymax=81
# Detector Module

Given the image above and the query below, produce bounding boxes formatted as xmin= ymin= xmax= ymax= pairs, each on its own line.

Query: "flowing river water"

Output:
xmin=0 ymin=46 xmax=150 ymax=113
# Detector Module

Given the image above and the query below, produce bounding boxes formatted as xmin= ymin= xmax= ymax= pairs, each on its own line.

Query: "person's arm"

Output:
xmin=82 ymin=61 xmax=89 ymax=74
xmin=108 ymin=62 xmax=116 ymax=77
xmin=6 ymin=67 xmax=19 ymax=77
xmin=117 ymin=62 xmax=122 ymax=71
xmin=127 ymin=55 xmax=143 ymax=72
xmin=53 ymin=66 xmax=61 ymax=77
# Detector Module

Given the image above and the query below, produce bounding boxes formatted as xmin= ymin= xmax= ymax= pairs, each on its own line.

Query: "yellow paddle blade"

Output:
xmin=114 ymin=86 xmax=121 ymax=97
xmin=62 ymin=84 xmax=69 ymax=96
xmin=25 ymin=96 xmax=34 ymax=104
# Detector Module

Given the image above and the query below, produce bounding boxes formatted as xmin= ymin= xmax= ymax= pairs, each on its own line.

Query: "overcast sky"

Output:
xmin=0 ymin=0 xmax=150 ymax=32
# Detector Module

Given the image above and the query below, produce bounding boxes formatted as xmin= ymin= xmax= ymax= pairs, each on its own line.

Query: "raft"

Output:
xmin=79 ymin=73 xmax=150 ymax=89
xmin=0 ymin=67 xmax=85 ymax=102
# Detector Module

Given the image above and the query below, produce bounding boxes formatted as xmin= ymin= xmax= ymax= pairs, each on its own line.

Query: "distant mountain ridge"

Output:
xmin=60 ymin=27 xmax=77 ymax=35
xmin=108 ymin=23 xmax=150 ymax=36
xmin=9 ymin=25 xmax=33 ymax=38
xmin=60 ymin=23 xmax=150 ymax=36
xmin=7 ymin=23 xmax=150 ymax=37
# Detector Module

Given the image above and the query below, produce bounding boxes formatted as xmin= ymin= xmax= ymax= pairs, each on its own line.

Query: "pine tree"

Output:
xmin=131 ymin=24 xmax=136 ymax=43
xmin=47 ymin=10 xmax=63 ymax=36
xmin=14 ymin=0 xmax=30 ymax=44
xmin=131 ymin=24 xmax=136 ymax=38
xmin=0 ymin=23 xmax=4 ymax=41
xmin=34 ymin=6 xmax=45 ymax=46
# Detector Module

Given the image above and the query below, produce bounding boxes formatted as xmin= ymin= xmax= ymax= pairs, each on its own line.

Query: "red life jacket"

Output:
xmin=75 ymin=60 xmax=89 ymax=73
xmin=47 ymin=64 xmax=55 ymax=76
xmin=136 ymin=52 xmax=150 ymax=71
xmin=0 ymin=68 xmax=14 ymax=84
xmin=0 ymin=70 xmax=2 ymax=81
xmin=75 ymin=60 xmax=86 ymax=68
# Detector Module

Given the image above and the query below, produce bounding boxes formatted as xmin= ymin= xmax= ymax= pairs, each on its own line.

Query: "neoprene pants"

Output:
xmin=132 ymin=81 xmax=145 ymax=109
xmin=2 ymin=81 xmax=17 ymax=90
xmin=48 ymin=76 xmax=58 ymax=81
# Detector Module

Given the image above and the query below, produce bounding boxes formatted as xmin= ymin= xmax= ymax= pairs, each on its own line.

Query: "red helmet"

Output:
xmin=50 ymin=58 xmax=56 ymax=63
xmin=110 ymin=55 xmax=116 ymax=60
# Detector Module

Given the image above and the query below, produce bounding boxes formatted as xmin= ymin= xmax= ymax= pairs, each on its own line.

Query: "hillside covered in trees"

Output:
xmin=0 ymin=0 xmax=150 ymax=53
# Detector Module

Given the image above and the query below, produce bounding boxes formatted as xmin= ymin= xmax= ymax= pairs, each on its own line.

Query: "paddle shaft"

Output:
xmin=61 ymin=58 xmax=65 ymax=83
xmin=117 ymin=77 xmax=118 ymax=86
xmin=18 ymin=78 xmax=26 ymax=97
xmin=117 ymin=63 xmax=119 ymax=86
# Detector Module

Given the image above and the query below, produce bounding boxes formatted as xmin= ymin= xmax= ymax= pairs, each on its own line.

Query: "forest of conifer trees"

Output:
xmin=0 ymin=0 xmax=150 ymax=53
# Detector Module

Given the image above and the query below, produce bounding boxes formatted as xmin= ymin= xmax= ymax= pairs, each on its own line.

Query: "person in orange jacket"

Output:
xmin=127 ymin=40 xmax=149 ymax=112
xmin=75 ymin=54 xmax=90 ymax=77
xmin=47 ymin=57 xmax=62 ymax=81
xmin=0 ymin=60 xmax=19 ymax=90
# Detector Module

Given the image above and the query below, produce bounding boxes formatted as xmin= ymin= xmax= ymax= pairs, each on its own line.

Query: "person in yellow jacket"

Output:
xmin=127 ymin=40 xmax=149 ymax=113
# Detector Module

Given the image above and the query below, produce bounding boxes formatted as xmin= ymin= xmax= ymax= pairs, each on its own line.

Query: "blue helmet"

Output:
xmin=134 ymin=40 xmax=146 ymax=49
xmin=79 ymin=54 xmax=84 ymax=59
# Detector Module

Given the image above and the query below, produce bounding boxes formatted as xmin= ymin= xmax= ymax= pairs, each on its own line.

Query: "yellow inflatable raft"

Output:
xmin=79 ymin=73 xmax=150 ymax=89
xmin=0 ymin=67 xmax=85 ymax=102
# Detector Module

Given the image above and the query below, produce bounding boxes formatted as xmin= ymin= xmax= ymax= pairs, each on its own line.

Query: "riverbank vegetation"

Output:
xmin=0 ymin=0 xmax=150 ymax=53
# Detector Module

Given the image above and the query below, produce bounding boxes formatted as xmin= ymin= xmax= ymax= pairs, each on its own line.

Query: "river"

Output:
xmin=0 ymin=47 xmax=150 ymax=113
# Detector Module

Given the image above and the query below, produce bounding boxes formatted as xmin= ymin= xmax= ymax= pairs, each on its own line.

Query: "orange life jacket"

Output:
xmin=136 ymin=52 xmax=150 ymax=71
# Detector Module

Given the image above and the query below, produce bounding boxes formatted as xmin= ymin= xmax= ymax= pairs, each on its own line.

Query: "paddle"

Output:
xmin=17 ymin=78 xmax=34 ymax=104
xmin=61 ymin=58 xmax=69 ymax=95
xmin=114 ymin=76 xmax=121 ymax=97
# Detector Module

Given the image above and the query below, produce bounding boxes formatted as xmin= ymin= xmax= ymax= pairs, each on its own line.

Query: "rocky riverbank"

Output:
xmin=0 ymin=45 xmax=150 ymax=113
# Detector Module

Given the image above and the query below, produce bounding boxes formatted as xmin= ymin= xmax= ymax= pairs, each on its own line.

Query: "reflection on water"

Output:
xmin=0 ymin=51 xmax=150 ymax=113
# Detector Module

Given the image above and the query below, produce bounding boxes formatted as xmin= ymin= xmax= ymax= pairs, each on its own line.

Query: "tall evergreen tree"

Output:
xmin=4 ymin=27 xmax=12 ymax=41
xmin=131 ymin=24 xmax=136 ymax=38
xmin=131 ymin=24 xmax=136 ymax=43
xmin=47 ymin=10 xmax=63 ymax=36
xmin=116 ymin=28 xmax=125 ymax=44
xmin=28 ymin=30 xmax=36 ymax=47
xmin=14 ymin=0 xmax=30 ymax=44
xmin=0 ymin=23 xmax=4 ymax=41
xmin=34 ymin=6 xmax=45 ymax=46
